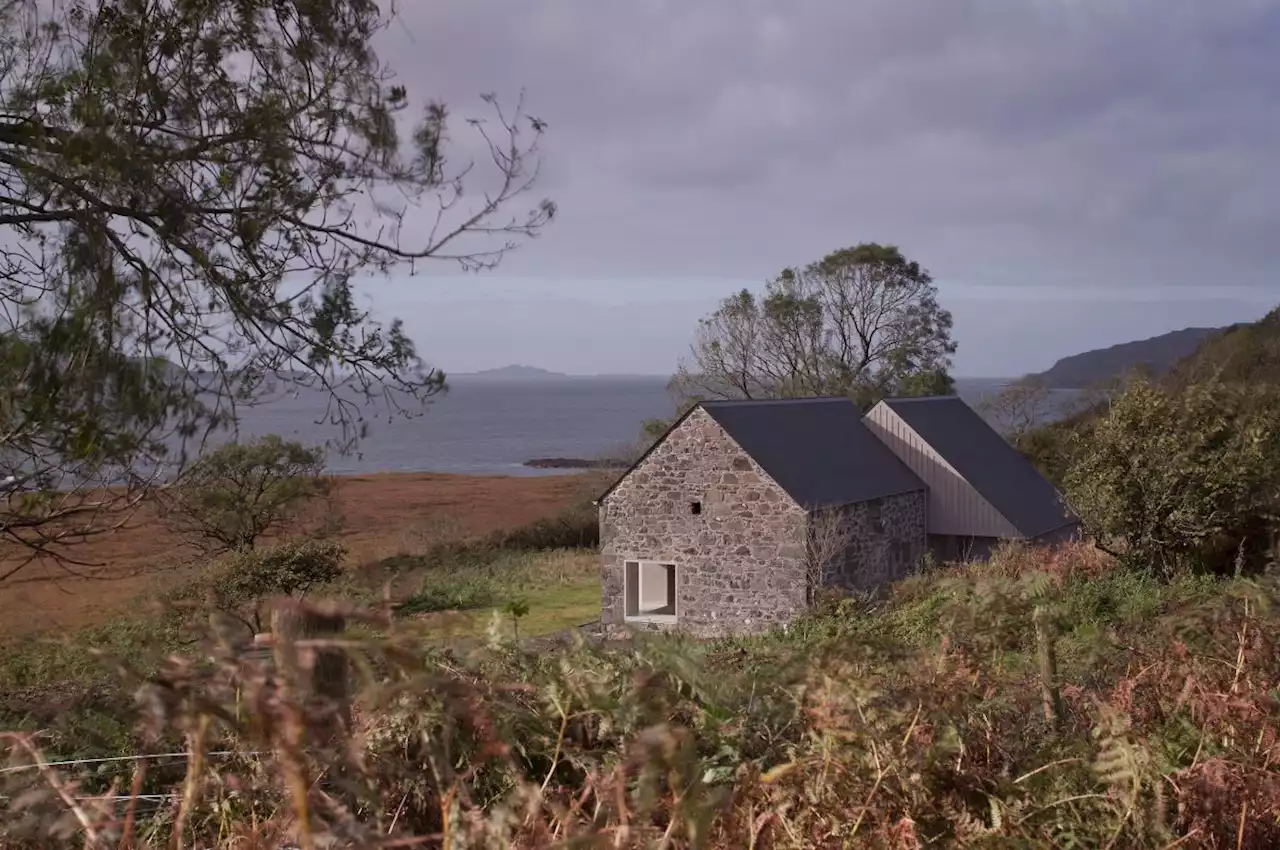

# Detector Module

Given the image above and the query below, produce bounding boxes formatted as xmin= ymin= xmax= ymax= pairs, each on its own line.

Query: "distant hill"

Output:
xmin=1016 ymin=307 xmax=1280 ymax=485
xmin=1032 ymin=326 xmax=1225 ymax=389
xmin=454 ymin=365 xmax=569 ymax=381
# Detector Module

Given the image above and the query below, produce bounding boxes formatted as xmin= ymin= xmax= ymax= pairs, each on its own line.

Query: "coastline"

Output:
xmin=522 ymin=457 xmax=627 ymax=470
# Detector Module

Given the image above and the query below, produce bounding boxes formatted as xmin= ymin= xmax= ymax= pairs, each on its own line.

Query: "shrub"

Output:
xmin=1065 ymin=379 xmax=1280 ymax=575
xmin=487 ymin=500 xmax=599 ymax=550
xmin=162 ymin=435 xmax=335 ymax=553
xmin=178 ymin=538 xmax=346 ymax=634
xmin=397 ymin=581 xmax=496 ymax=615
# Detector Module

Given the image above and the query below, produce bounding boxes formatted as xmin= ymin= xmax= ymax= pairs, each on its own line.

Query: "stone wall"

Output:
xmin=813 ymin=490 xmax=928 ymax=593
xmin=599 ymin=408 xmax=808 ymax=637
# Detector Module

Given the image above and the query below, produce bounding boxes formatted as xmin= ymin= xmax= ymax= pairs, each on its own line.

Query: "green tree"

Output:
xmin=162 ymin=435 xmax=332 ymax=554
xmin=0 ymin=0 xmax=553 ymax=572
xmin=199 ymin=538 xmax=346 ymax=634
xmin=1064 ymin=379 xmax=1280 ymax=575
xmin=671 ymin=244 xmax=956 ymax=408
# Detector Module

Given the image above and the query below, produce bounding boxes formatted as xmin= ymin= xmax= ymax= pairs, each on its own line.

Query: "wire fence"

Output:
xmin=1 ymin=749 xmax=267 ymax=811
xmin=0 ymin=749 xmax=260 ymax=776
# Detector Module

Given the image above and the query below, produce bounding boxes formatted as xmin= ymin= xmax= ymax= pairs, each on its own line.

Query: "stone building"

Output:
xmin=596 ymin=396 xmax=1078 ymax=637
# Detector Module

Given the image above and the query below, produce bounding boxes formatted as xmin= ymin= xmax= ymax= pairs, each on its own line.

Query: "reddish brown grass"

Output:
xmin=0 ymin=472 xmax=589 ymax=637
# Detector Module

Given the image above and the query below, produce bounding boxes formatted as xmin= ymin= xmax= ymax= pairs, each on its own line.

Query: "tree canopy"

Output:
xmin=1064 ymin=378 xmax=1280 ymax=575
xmin=161 ymin=434 xmax=333 ymax=554
xmin=0 ymin=0 xmax=553 ymax=569
xmin=671 ymin=244 xmax=956 ymax=408
xmin=1164 ymin=306 xmax=1280 ymax=391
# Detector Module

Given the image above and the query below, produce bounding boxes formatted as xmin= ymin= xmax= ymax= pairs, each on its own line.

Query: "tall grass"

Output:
xmin=3 ymin=543 xmax=1279 ymax=847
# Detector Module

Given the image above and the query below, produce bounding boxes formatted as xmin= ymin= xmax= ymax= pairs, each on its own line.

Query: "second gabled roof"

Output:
xmin=700 ymin=397 xmax=926 ymax=509
xmin=879 ymin=396 xmax=1077 ymax=538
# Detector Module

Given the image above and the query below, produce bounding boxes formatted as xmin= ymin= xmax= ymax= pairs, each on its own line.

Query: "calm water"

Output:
xmin=224 ymin=377 xmax=1076 ymax=477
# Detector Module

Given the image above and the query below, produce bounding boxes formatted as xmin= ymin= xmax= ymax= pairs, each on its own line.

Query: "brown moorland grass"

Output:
xmin=0 ymin=472 xmax=592 ymax=637
xmin=4 ymin=542 xmax=1278 ymax=848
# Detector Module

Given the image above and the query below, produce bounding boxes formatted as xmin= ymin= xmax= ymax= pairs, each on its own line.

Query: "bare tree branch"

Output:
xmin=804 ymin=507 xmax=854 ymax=606
xmin=978 ymin=376 xmax=1054 ymax=445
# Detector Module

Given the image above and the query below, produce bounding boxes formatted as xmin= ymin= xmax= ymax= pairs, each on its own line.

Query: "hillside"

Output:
xmin=1164 ymin=306 xmax=1280 ymax=388
xmin=1018 ymin=306 xmax=1280 ymax=485
xmin=1032 ymin=326 xmax=1224 ymax=388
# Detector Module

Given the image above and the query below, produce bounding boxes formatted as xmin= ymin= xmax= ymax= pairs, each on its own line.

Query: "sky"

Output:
xmin=355 ymin=0 xmax=1280 ymax=378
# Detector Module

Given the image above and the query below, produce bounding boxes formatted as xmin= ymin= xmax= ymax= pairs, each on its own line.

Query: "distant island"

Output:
xmin=1030 ymin=326 xmax=1226 ymax=389
xmin=453 ymin=365 xmax=569 ymax=381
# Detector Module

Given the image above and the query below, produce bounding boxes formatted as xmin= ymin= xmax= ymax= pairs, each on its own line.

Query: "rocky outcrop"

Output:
xmin=524 ymin=457 xmax=626 ymax=469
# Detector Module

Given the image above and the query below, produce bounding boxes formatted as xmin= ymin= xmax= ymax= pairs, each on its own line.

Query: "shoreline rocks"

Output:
xmin=523 ymin=457 xmax=627 ymax=470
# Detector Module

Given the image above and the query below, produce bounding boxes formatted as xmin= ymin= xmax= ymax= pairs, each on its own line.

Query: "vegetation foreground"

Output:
xmin=2 ymin=541 xmax=1278 ymax=849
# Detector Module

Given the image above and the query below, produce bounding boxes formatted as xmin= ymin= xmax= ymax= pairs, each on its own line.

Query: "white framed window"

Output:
xmin=624 ymin=560 xmax=677 ymax=623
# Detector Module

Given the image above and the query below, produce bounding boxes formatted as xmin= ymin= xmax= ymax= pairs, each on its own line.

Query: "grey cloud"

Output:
xmin=374 ymin=1 xmax=1280 ymax=289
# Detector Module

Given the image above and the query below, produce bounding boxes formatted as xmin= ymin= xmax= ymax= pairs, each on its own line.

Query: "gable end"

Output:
xmin=595 ymin=405 xmax=701 ymax=506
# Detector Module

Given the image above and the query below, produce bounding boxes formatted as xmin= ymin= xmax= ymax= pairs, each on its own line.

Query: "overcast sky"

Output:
xmin=356 ymin=0 xmax=1279 ymax=378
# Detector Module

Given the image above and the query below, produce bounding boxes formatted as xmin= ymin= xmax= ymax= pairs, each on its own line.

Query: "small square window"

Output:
xmin=690 ymin=501 xmax=702 ymax=515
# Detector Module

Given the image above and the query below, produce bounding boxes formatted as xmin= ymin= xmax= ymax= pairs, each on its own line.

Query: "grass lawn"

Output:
xmin=393 ymin=548 xmax=601 ymax=642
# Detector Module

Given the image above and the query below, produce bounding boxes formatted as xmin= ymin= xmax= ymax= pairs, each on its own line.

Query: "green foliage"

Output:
xmin=0 ymin=616 xmax=183 ymax=692
xmin=1065 ymin=379 xmax=1280 ymax=574
xmin=398 ymin=582 xmax=496 ymax=616
xmin=670 ymin=243 xmax=957 ymax=407
xmin=187 ymin=539 xmax=346 ymax=633
xmin=501 ymin=597 xmax=531 ymax=642
xmin=1017 ymin=415 xmax=1091 ymax=485
xmin=503 ymin=598 xmax=531 ymax=619
xmin=163 ymin=435 xmax=332 ymax=552
xmin=1166 ymin=305 xmax=1280 ymax=389
xmin=0 ymin=0 xmax=554 ymax=565
xmin=486 ymin=500 xmax=599 ymax=550
xmin=1020 ymin=305 xmax=1280 ymax=488
xmin=9 ymin=556 xmax=1280 ymax=847
xmin=392 ymin=548 xmax=593 ymax=624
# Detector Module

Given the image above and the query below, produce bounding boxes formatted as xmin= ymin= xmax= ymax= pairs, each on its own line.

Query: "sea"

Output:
xmin=222 ymin=377 xmax=1081 ymax=477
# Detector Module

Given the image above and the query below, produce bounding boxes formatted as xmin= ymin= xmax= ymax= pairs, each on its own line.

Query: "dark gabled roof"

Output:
xmin=596 ymin=397 xmax=925 ymax=508
xmin=880 ymin=396 xmax=1077 ymax=538
xmin=701 ymin=398 xmax=926 ymax=509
